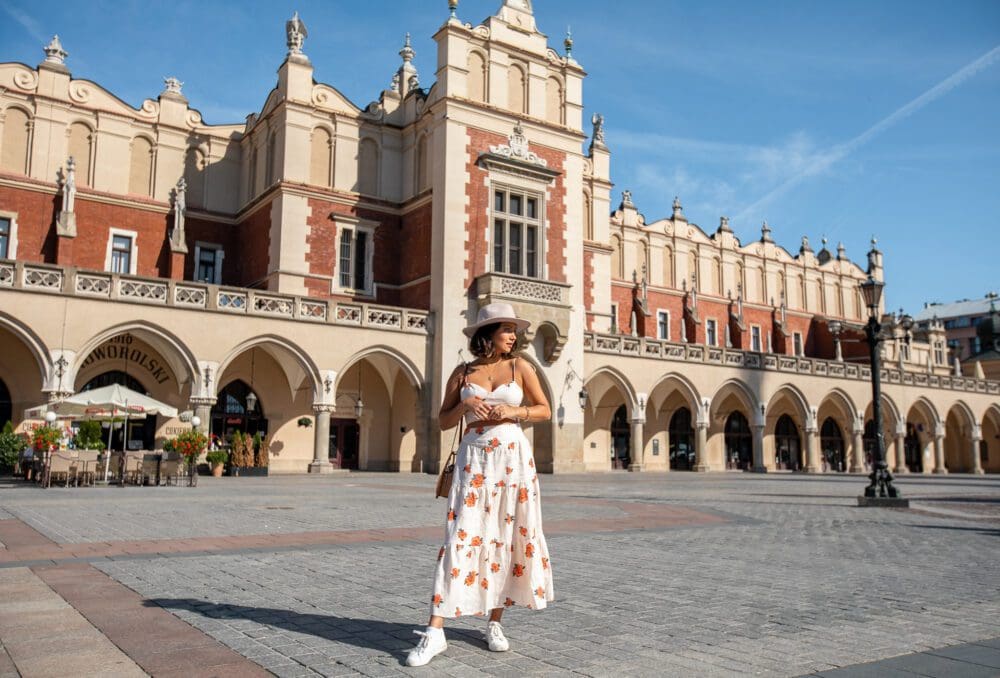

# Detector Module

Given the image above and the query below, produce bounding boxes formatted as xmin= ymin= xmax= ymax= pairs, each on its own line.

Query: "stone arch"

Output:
xmin=67 ymin=120 xmax=94 ymax=186
xmin=904 ymin=397 xmax=941 ymax=473
xmin=72 ymin=321 xmax=198 ymax=396
xmin=310 ymin=125 xmax=333 ymax=187
xmin=663 ymin=246 xmax=674 ymax=288
xmin=712 ymin=257 xmax=722 ymax=296
xmin=545 ymin=75 xmax=564 ymax=124
xmin=415 ymin=133 xmax=430 ymax=193
xmin=818 ymin=388 xmax=858 ymax=427
xmin=766 ymin=384 xmax=811 ymax=423
xmin=217 ymin=335 xmax=321 ymax=404
xmin=817 ymin=388 xmax=857 ymax=472
xmin=467 ymin=49 xmax=488 ymax=103
xmin=0 ymin=311 xmax=51 ymax=386
xmin=862 ymin=393 xmax=903 ymax=471
xmin=709 ymin=379 xmax=759 ymax=470
xmin=183 ymin=145 xmax=207 ymax=208
xmin=646 ymin=373 xmax=701 ymax=471
xmin=611 ymin=235 xmax=623 ymax=278
xmin=766 ymin=384 xmax=811 ymax=471
xmin=128 ymin=135 xmax=154 ymax=197
xmin=530 ymin=321 xmax=564 ymax=365
xmin=337 ymin=346 xmax=424 ymax=472
xmin=358 ymin=136 xmax=379 ymax=195
xmin=981 ymin=405 xmax=1000 ymax=473
xmin=583 ymin=366 xmax=637 ymax=471
xmin=944 ymin=400 xmax=977 ymax=472
xmin=508 ymin=62 xmax=527 ymax=114
xmin=1 ymin=105 xmax=32 ymax=174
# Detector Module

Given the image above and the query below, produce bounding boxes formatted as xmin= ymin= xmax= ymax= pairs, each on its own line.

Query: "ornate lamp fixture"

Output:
xmin=245 ymin=349 xmax=258 ymax=414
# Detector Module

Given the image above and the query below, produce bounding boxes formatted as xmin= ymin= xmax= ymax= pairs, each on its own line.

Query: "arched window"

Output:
xmin=415 ymin=134 xmax=429 ymax=193
xmin=777 ymin=271 xmax=786 ymax=303
xmin=816 ymin=280 xmax=825 ymax=313
xmin=637 ymin=241 xmax=649 ymax=282
xmin=545 ymin=76 xmax=563 ymax=124
xmin=211 ymin=380 xmax=267 ymax=440
xmin=797 ymin=275 xmax=806 ymax=309
xmin=265 ymin=132 xmax=278 ymax=186
xmin=611 ymin=235 xmax=623 ymax=279
xmin=467 ymin=51 xmax=488 ymax=103
xmin=663 ymin=246 xmax=674 ymax=288
xmin=735 ymin=262 xmax=744 ymax=297
xmin=821 ymin=417 xmax=846 ymax=472
xmin=128 ymin=137 xmax=154 ymax=197
xmin=757 ymin=267 xmax=767 ymax=303
xmin=508 ymin=64 xmax=526 ymax=114
xmin=688 ymin=250 xmax=698 ymax=289
xmin=358 ymin=137 xmax=379 ymax=196
xmin=712 ymin=257 xmax=723 ymax=296
xmin=1 ymin=107 xmax=31 ymax=174
xmin=184 ymin=148 xmax=206 ymax=208
xmin=310 ymin=127 xmax=332 ymax=187
xmin=835 ymin=282 xmax=844 ymax=317
xmin=725 ymin=411 xmax=752 ymax=470
xmin=67 ymin=121 xmax=93 ymax=186
xmin=774 ymin=414 xmax=801 ymax=470
xmin=81 ymin=370 xmax=147 ymax=394
xmin=669 ymin=407 xmax=695 ymax=470
xmin=247 ymin=144 xmax=258 ymax=199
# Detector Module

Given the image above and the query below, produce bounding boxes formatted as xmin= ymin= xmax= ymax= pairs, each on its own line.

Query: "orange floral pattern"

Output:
xmin=427 ymin=423 xmax=553 ymax=619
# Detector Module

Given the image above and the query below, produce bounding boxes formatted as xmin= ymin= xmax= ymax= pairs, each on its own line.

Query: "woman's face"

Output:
xmin=491 ymin=322 xmax=518 ymax=355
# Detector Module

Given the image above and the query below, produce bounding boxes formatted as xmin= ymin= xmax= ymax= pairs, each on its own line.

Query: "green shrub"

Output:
xmin=206 ymin=449 xmax=228 ymax=466
xmin=73 ymin=420 xmax=106 ymax=451
xmin=0 ymin=422 xmax=23 ymax=471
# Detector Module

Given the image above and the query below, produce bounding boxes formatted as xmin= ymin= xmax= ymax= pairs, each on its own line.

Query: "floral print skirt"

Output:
xmin=429 ymin=423 xmax=554 ymax=618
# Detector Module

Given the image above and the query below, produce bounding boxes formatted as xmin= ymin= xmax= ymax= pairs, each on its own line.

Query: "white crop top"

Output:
xmin=460 ymin=360 xmax=524 ymax=425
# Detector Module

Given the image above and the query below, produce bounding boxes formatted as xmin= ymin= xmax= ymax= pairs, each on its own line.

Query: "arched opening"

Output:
xmin=545 ymin=76 xmax=564 ymax=124
xmin=724 ymin=411 xmax=752 ymax=470
xmin=944 ymin=404 xmax=975 ymax=472
xmin=982 ymin=407 xmax=1000 ymax=474
xmin=467 ymin=51 xmax=487 ymax=103
xmin=647 ymin=374 xmax=700 ymax=471
xmin=508 ymin=64 xmax=526 ymax=114
xmin=358 ymin=137 xmax=379 ymax=196
xmin=310 ymin=127 xmax=333 ymax=188
xmin=669 ymin=407 xmax=695 ymax=470
xmin=80 ymin=371 xmax=157 ymax=451
xmin=184 ymin=147 xmax=207 ymax=208
xmin=67 ymin=121 xmax=93 ymax=186
xmin=774 ymin=414 xmax=801 ymax=471
xmin=863 ymin=419 xmax=877 ymax=470
xmin=663 ymin=247 xmax=674 ymax=288
xmin=128 ymin=136 xmax=154 ymax=197
xmin=905 ymin=400 xmax=939 ymax=474
xmin=904 ymin=423 xmax=924 ymax=473
xmin=0 ymin=378 xmax=11 ymax=428
xmin=862 ymin=395 xmax=901 ymax=472
xmin=611 ymin=405 xmax=630 ymax=469
xmin=821 ymin=417 xmax=846 ymax=472
xmin=212 ymin=380 xmax=267 ymax=443
xmin=1 ymin=107 xmax=31 ymax=174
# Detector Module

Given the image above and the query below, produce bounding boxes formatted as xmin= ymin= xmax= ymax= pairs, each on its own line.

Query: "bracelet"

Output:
xmin=522 ymin=406 xmax=530 ymax=422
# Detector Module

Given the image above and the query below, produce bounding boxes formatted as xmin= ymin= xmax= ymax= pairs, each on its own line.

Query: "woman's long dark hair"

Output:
xmin=469 ymin=323 xmax=521 ymax=359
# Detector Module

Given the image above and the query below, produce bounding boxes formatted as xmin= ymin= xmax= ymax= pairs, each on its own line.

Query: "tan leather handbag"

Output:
xmin=435 ymin=426 xmax=460 ymax=499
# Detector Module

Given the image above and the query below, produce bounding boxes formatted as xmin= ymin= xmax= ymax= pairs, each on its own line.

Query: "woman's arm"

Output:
xmin=438 ymin=366 xmax=467 ymax=431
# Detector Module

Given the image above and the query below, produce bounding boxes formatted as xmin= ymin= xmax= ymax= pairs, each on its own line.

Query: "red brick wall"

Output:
xmin=611 ymin=283 xmax=633 ymax=334
xmin=464 ymin=128 xmax=568 ymax=288
xmin=0 ymin=183 xmax=58 ymax=263
xmin=183 ymin=217 xmax=240 ymax=285
xmin=644 ymin=290 xmax=685 ymax=340
xmin=238 ymin=202 xmax=271 ymax=286
xmin=399 ymin=202 xmax=431 ymax=310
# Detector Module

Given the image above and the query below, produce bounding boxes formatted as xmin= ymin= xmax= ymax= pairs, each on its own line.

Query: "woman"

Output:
xmin=407 ymin=303 xmax=553 ymax=667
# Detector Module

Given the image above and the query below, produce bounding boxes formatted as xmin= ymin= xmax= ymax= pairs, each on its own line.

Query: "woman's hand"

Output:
xmin=487 ymin=404 xmax=519 ymax=421
xmin=462 ymin=396 xmax=491 ymax=421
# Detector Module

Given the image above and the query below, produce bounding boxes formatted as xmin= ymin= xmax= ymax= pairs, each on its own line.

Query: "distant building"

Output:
xmin=914 ymin=294 xmax=999 ymax=363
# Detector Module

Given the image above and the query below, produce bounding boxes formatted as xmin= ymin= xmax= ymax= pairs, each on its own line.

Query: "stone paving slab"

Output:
xmin=807 ymin=637 xmax=1000 ymax=677
xmin=0 ymin=566 xmax=146 ymax=677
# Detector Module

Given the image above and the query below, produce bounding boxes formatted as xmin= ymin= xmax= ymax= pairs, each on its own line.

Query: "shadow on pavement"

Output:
xmin=903 ymin=524 xmax=1000 ymax=536
xmin=145 ymin=598 xmax=488 ymax=664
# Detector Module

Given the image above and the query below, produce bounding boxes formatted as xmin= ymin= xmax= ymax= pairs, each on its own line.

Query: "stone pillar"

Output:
xmin=893 ymin=430 xmax=908 ymax=474
xmin=849 ymin=425 xmax=866 ymax=473
xmin=933 ymin=426 xmax=947 ymax=474
xmin=694 ymin=422 xmax=710 ymax=472
xmin=971 ymin=426 xmax=984 ymax=475
xmin=628 ymin=417 xmax=644 ymax=472
xmin=189 ymin=398 xmax=214 ymax=433
xmin=751 ymin=425 xmax=766 ymax=473
xmin=805 ymin=426 xmax=821 ymax=473
xmin=309 ymin=405 xmax=334 ymax=474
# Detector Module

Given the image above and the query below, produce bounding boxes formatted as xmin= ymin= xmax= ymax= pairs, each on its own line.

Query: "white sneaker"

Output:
xmin=486 ymin=621 xmax=510 ymax=652
xmin=406 ymin=628 xmax=447 ymax=667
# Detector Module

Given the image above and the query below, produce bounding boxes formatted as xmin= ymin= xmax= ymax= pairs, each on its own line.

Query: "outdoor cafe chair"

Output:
xmin=46 ymin=452 xmax=76 ymax=488
xmin=119 ymin=452 xmax=144 ymax=486
xmin=74 ymin=450 xmax=100 ymax=487
xmin=159 ymin=453 xmax=183 ymax=486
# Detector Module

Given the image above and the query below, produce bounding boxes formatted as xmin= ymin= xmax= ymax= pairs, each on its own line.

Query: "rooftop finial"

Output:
xmin=672 ymin=196 xmax=684 ymax=220
xmin=761 ymin=220 xmax=773 ymax=242
xmin=564 ymin=26 xmax=573 ymax=57
xmin=591 ymin=113 xmax=606 ymax=148
xmin=870 ymin=235 xmax=879 ymax=250
xmin=400 ymin=33 xmax=415 ymax=62
xmin=718 ymin=216 xmax=732 ymax=233
xmin=448 ymin=0 xmax=458 ymax=19
xmin=163 ymin=77 xmax=183 ymax=95
xmin=43 ymin=35 xmax=68 ymax=65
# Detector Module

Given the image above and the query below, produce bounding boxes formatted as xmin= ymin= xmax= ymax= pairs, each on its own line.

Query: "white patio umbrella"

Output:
xmin=25 ymin=384 xmax=179 ymax=481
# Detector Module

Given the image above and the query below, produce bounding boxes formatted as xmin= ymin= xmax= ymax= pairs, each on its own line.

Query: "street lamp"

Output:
xmin=857 ymin=275 xmax=906 ymax=506
xmin=578 ymin=388 xmax=589 ymax=410
xmin=44 ymin=410 xmax=57 ymax=425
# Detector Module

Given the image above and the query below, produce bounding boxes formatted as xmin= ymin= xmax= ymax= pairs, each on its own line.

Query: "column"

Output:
xmin=190 ymin=398 xmax=214 ymax=433
xmin=805 ymin=427 xmax=821 ymax=473
xmin=752 ymin=425 xmax=766 ymax=473
xmin=893 ymin=430 xmax=908 ymax=474
xmin=628 ymin=418 xmax=644 ymax=472
xmin=309 ymin=405 xmax=334 ymax=474
xmin=694 ymin=422 xmax=710 ymax=472
xmin=849 ymin=426 xmax=866 ymax=473
xmin=933 ymin=426 xmax=947 ymax=474
xmin=971 ymin=426 xmax=984 ymax=475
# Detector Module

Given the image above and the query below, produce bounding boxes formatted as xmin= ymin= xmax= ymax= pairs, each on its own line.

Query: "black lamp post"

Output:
xmin=858 ymin=275 xmax=907 ymax=506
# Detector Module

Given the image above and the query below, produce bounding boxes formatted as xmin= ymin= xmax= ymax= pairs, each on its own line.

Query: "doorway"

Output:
xmin=330 ymin=418 xmax=360 ymax=469
xmin=725 ymin=412 xmax=752 ymax=470
xmin=610 ymin=405 xmax=630 ymax=469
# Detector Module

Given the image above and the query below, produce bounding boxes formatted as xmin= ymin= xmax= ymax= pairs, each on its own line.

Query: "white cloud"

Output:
xmin=0 ymin=1 xmax=47 ymax=45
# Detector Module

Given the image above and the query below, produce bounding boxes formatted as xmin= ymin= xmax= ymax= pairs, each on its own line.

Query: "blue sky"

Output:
xmin=2 ymin=0 xmax=998 ymax=314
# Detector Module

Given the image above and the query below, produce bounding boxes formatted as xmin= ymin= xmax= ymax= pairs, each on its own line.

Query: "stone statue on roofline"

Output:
xmin=286 ymin=11 xmax=308 ymax=57
xmin=62 ymin=157 xmax=76 ymax=214
xmin=591 ymin=113 xmax=606 ymax=147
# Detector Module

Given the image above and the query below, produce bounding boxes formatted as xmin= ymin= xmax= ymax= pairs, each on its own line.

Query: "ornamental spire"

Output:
xmin=43 ymin=35 xmax=68 ymax=65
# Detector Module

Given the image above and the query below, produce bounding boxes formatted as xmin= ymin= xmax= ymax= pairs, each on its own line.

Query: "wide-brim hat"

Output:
xmin=463 ymin=302 xmax=531 ymax=337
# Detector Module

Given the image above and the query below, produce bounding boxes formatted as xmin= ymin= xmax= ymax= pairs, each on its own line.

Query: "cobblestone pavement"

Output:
xmin=1 ymin=472 xmax=999 ymax=677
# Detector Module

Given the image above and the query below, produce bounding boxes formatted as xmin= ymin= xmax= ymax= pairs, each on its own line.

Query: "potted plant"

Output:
xmin=31 ymin=425 xmax=62 ymax=453
xmin=164 ymin=429 xmax=208 ymax=486
xmin=206 ymin=449 xmax=228 ymax=477
xmin=0 ymin=422 xmax=23 ymax=476
xmin=72 ymin=420 xmax=106 ymax=452
xmin=228 ymin=430 xmax=269 ymax=477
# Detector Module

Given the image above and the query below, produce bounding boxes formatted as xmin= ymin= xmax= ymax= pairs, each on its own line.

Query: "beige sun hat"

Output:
xmin=463 ymin=302 xmax=531 ymax=337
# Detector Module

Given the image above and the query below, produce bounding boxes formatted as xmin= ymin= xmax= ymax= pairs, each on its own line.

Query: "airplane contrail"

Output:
xmin=736 ymin=44 xmax=1000 ymax=222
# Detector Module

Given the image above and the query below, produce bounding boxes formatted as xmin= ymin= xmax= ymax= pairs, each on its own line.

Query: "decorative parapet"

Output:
xmin=476 ymin=272 xmax=570 ymax=307
xmin=584 ymin=331 xmax=1000 ymax=396
xmin=1 ymin=261 xmax=430 ymax=336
